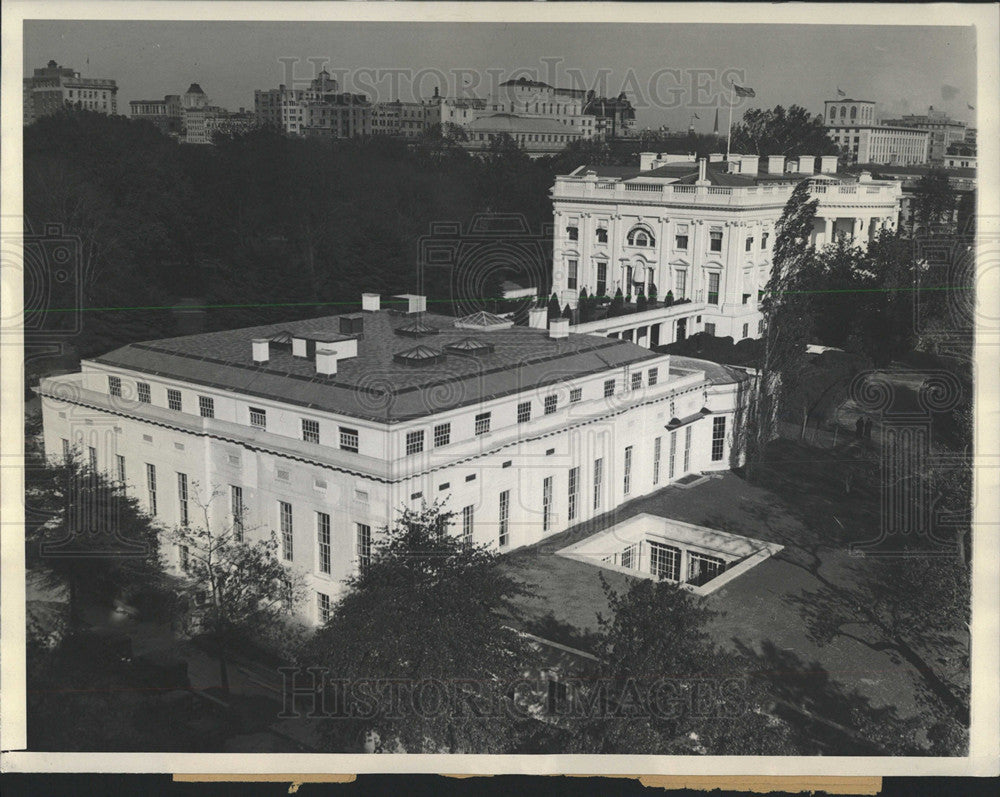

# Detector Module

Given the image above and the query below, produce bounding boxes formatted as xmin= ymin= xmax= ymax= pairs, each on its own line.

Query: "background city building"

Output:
xmin=880 ymin=106 xmax=967 ymax=164
xmin=823 ymin=98 xmax=929 ymax=165
xmin=23 ymin=59 xmax=118 ymax=125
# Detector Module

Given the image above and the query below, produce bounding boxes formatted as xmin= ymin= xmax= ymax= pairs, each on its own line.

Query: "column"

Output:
xmin=823 ymin=217 xmax=834 ymax=246
xmin=853 ymin=217 xmax=864 ymax=245
xmin=658 ymin=216 xmax=670 ymax=297
xmin=690 ymin=220 xmax=704 ymax=301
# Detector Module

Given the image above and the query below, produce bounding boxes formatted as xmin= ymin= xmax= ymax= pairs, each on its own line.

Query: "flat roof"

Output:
xmin=92 ymin=310 xmax=664 ymax=423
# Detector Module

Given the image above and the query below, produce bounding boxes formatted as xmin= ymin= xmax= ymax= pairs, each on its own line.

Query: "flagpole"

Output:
xmin=726 ymin=86 xmax=735 ymax=159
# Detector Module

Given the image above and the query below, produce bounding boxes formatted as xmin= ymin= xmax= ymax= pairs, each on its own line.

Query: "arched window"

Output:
xmin=627 ymin=227 xmax=655 ymax=247
xmin=850 ymin=106 xmax=857 ymax=120
xmin=840 ymin=106 xmax=846 ymax=120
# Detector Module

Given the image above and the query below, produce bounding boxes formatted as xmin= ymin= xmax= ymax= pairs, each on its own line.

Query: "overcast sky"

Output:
xmin=24 ymin=21 xmax=977 ymax=131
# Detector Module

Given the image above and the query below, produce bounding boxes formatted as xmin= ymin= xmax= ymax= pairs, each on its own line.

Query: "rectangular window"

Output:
xmin=340 ymin=427 xmax=359 ymax=452
xmin=177 ymin=472 xmax=189 ymax=527
xmin=317 ymin=592 xmax=332 ymax=624
xmin=567 ymin=259 xmax=578 ymax=290
xmin=684 ymin=425 xmax=692 ymax=472
xmin=648 ymin=368 xmax=658 ymax=386
xmin=137 ymin=382 xmax=151 ymax=404
xmin=758 ymin=319 xmax=765 ymax=335
xmin=198 ymin=396 xmax=215 ymax=418
xmin=675 ymin=226 xmax=689 ymax=250
xmin=357 ymin=523 xmax=372 ymax=574
xmin=707 ymin=272 xmax=720 ymax=305
xmin=108 ymin=375 xmax=122 ymax=397
xmin=542 ymin=476 xmax=553 ymax=532
xmin=688 ymin=552 xmax=726 ymax=587
xmin=475 ymin=412 xmax=491 ymax=435
xmin=61 ymin=438 xmax=69 ymax=460
xmin=653 ymin=437 xmax=662 ymax=485
xmin=745 ymin=235 xmax=754 ymax=252
xmin=405 ymin=430 xmax=425 ymax=455
xmin=568 ymin=466 xmax=579 ymax=522
xmin=596 ymin=263 xmax=607 ymax=298
xmin=167 ymin=389 xmax=182 ymax=412
xmin=116 ymin=454 xmax=126 ymax=484
xmin=179 ymin=545 xmax=190 ymax=573
xmin=623 ymin=446 xmax=633 ymax=495
xmin=674 ymin=270 xmax=687 ymax=299
xmin=705 ymin=323 xmax=716 ymax=336
xmin=544 ymin=395 xmax=558 ymax=415
xmin=742 ymin=323 xmax=749 ymax=339
xmin=570 ymin=387 xmax=582 ymax=403
xmin=709 ymin=229 xmax=723 ymax=252
xmin=566 ymin=226 xmax=578 ymax=241
xmin=621 ymin=543 xmax=637 ymax=570
xmin=433 ymin=422 xmax=451 ymax=447
xmin=603 ymin=379 xmax=615 ymax=398
xmin=712 ymin=415 xmax=727 ymax=462
xmin=317 ymin=512 xmax=331 ymax=574
xmin=231 ymin=485 xmax=244 ymax=542
xmin=596 ymin=228 xmax=608 ymax=243
xmin=279 ymin=501 xmax=293 ymax=561
xmin=631 ymin=372 xmax=642 ymax=391
xmin=498 ymin=490 xmax=510 ymax=548
xmin=88 ymin=446 xmax=97 ymax=470
xmin=146 ymin=464 xmax=157 ymax=516
xmin=650 ymin=541 xmax=681 ymax=581
xmin=593 ymin=458 xmax=604 ymax=510
xmin=462 ymin=505 xmax=474 ymax=547
xmin=669 ymin=431 xmax=677 ymax=479
xmin=250 ymin=407 xmax=266 ymax=429
xmin=517 ymin=401 xmax=532 ymax=423
xmin=302 ymin=419 xmax=320 ymax=444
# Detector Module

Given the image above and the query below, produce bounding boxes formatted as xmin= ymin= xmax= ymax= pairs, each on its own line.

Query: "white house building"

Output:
xmin=38 ymin=295 xmax=749 ymax=626
xmin=549 ymin=152 xmax=903 ymax=345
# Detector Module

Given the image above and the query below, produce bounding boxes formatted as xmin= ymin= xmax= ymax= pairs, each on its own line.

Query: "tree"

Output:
xmin=608 ymin=287 xmax=625 ymax=318
xmin=647 ymin=283 xmax=658 ymax=305
xmin=730 ymin=105 xmax=839 ymax=156
xmin=911 ymin=169 xmax=957 ymax=235
xmin=25 ymin=448 xmax=165 ymax=629
xmin=562 ymin=303 xmax=574 ymax=321
xmin=635 ymin=288 xmax=648 ymax=312
xmin=578 ymin=287 xmax=593 ymax=323
xmin=547 ymin=291 xmax=561 ymax=320
xmin=170 ymin=484 xmax=303 ymax=696
xmin=559 ymin=577 xmax=795 ymax=754
xmin=746 ymin=180 xmax=817 ymax=475
xmin=664 ymin=290 xmax=674 ymax=307
xmin=302 ymin=502 xmax=538 ymax=753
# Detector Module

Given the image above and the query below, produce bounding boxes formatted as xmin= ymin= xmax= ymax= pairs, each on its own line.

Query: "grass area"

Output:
xmin=502 ymin=436 xmax=961 ymax=725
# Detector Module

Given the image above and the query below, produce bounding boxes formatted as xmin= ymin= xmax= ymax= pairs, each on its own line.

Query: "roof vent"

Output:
xmin=315 ymin=346 xmax=338 ymax=377
xmin=445 ymin=337 xmax=495 ymax=356
xmin=339 ymin=313 xmax=364 ymax=336
xmin=394 ymin=294 xmax=427 ymax=314
xmin=549 ymin=318 xmax=570 ymax=339
xmin=252 ymin=338 xmax=269 ymax=364
xmin=362 ymin=293 xmax=380 ymax=312
xmin=393 ymin=345 xmax=446 ymax=367
xmin=528 ymin=307 xmax=548 ymax=330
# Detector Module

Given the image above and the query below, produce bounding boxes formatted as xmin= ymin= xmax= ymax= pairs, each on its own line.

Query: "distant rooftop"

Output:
xmin=92 ymin=310 xmax=665 ymax=423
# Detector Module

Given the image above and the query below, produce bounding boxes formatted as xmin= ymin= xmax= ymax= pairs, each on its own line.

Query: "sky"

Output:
xmin=23 ymin=21 xmax=978 ymax=131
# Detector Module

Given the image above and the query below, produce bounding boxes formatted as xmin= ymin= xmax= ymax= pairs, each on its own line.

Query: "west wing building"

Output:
xmin=38 ymin=295 xmax=748 ymax=625
xmin=549 ymin=152 xmax=903 ymax=345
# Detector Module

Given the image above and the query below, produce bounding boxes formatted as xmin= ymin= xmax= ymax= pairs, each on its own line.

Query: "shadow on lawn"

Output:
xmin=733 ymin=639 xmax=932 ymax=756
xmin=521 ymin=611 xmax=603 ymax=655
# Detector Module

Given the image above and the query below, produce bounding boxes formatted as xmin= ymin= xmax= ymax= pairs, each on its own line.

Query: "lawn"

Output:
xmin=502 ymin=438 xmax=961 ymax=727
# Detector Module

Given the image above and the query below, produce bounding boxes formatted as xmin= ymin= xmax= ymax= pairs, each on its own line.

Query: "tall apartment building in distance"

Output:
xmin=37 ymin=294 xmax=748 ymax=625
xmin=129 ymin=95 xmax=184 ymax=135
xmin=880 ymin=106 xmax=967 ymax=164
xmin=823 ymin=99 xmax=929 ymax=165
xmin=371 ymin=100 xmax=430 ymax=139
xmin=23 ymin=59 xmax=118 ymax=125
xmin=549 ymin=152 xmax=903 ymax=344
xmin=255 ymin=69 xmax=372 ymax=138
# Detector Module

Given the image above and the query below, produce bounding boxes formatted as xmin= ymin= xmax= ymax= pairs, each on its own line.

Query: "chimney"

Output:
xmin=820 ymin=155 xmax=838 ymax=174
xmin=741 ymin=155 xmax=760 ymax=175
xmin=797 ymin=156 xmax=815 ymax=174
xmin=252 ymin=338 xmax=269 ymax=364
xmin=767 ymin=155 xmax=785 ymax=174
xmin=361 ymin=292 xmax=380 ymax=312
xmin=315 ymin=346 xmax=338 ymax=377
xmin=696 ymin=158 xmax=708 ymax=184
xmin=292 ymin=337 xmax=308 ymax=358
xmin=549 ymin=318 xmax=570 ymax=339
xmin=639 ymin=152 xmax=657 ymax=171
xmin=394 ymin=294 xmax=427 ymax=314
xmin=528 ymin=307 xmax=548 ymax=329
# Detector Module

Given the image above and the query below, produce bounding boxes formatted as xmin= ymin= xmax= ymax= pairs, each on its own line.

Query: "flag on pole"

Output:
xmin=967 ymin=103 xmax=975 ymax=110
xmin=733 ymin=84 xmax=756 ymax=98
xmin=837 ymin=87 xmax=846 ymax=97
xmin=692 ymin=113 xmax=700 ymax=120
xmin=713 ymin=108 xmax=719 ymax=134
